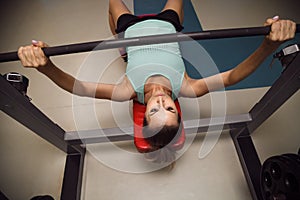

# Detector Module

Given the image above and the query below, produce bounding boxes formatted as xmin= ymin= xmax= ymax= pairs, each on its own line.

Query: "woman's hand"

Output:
xmin=264 ymin=16 xmax=296 ymax=47
xmin=18 ymin=40 xmax=50 ymax=69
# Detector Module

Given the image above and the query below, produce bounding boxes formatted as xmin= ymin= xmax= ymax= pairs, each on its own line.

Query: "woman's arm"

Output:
xmin=222 ymin=17 xmax=296 ymax=87
xmin=182 ymin=17 xmax=296 ymax=98
xmin=18 ymin=40 xmax=133 ymax=101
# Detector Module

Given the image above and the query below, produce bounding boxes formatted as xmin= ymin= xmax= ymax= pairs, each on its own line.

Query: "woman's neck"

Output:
xmin=143 ymin=75 xmax=172 ymax=103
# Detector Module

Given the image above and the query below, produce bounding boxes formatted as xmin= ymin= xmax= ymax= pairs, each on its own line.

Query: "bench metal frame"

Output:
xmin=1 ymin=52 xmax=299 ymax=200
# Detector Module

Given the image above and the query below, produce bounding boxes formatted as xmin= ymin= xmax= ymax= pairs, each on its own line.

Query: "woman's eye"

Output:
xmin=167 ymin=107 xmax=175 ymax=112
xmin=150 ymin=108 xmax=158 ymax=113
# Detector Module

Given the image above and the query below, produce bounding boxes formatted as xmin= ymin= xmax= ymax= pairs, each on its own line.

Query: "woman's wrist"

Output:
xmin=36 ymin=59 xmax=53 ymax=73
xmin=261 ymin=38 xmax=282 ymax=54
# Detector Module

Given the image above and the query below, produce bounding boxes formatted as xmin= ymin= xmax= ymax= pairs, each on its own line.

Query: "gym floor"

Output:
xmin=0 ymin=0 xmax=299 ymax=199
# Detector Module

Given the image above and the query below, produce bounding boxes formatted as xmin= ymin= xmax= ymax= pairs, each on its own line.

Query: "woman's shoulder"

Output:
xmin=121 ymin=75 xmax=137 ymax=100
xmin=179 ymin=73 xmax=206 ymax=98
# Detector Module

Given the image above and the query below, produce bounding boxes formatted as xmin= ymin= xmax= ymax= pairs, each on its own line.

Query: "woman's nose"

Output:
xmin=156 ymin=96 xmax=165 ymax=104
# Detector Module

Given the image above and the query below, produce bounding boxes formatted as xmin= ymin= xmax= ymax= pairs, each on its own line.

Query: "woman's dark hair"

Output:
xmin=142 ymin=114 xmax=182 ymax=165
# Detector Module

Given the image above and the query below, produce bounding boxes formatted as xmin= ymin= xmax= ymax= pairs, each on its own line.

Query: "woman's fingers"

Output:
xmin=32 ymin=40 xmax=49 ymax=48
xmin=264 ymin=15 xmax=279 ymax=26
xmin=265 ymin=16 xmax=296 ymax=43
xmin=33 ymin=46 xmax=48 ymax=66
xmin=18 ymin=40 xmax=49 ymax=69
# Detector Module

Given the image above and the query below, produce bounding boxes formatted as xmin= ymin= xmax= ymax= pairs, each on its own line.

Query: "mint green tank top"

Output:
xmin=125 ymin=19 xmax=185 ymax=104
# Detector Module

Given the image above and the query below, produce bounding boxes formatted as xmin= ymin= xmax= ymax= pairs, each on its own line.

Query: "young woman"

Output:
xmin=18 ymin=0 xmax=296 ymax=164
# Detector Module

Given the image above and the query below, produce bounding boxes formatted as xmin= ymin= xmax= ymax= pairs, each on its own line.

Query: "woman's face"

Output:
xmin=145 ymin=90 xmax=179 ymax=129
